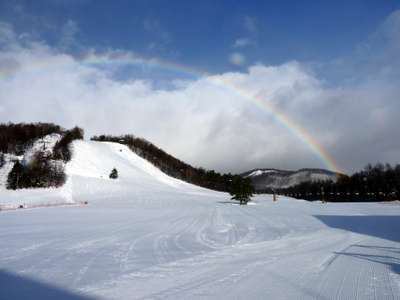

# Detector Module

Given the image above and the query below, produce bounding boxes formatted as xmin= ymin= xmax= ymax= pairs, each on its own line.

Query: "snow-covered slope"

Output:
xmin=0 ymin=140 xmax=399 ymax=299
xmin=0 ymin=154 xmax=17 ymax=188
xmin=65 ymin=140 xmax=216 ymax=202
xmin=0 ymin=140 xmax=215 ymax=209
xmin=243 ymin=168 xmax=340 ymax=191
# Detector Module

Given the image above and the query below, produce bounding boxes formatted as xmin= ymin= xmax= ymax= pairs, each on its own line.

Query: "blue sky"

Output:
xmin=1 ymin=1 xmax=400 ymax=173
xmin=1 ymin=0 xmax=398 ymax=73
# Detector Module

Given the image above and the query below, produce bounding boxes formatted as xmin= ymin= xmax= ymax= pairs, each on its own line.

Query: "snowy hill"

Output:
xmin=242 ymin=168 xmax=340 ymax=191
xmin=0 ymin=140 xmax=216 ymax=209
xmin=65 ymin=140 xmax=215 ymax=201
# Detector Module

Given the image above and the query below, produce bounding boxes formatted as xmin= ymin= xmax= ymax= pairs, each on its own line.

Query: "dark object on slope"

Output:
xmin=7 ymin=161 xmax=25 ymax=190
xmin=109 ymin=168 xmax=118 ymax=179
xmin=230 ymin=176 xmax=254 ymax=205
xmin=0 ymin=153 xmax=4 ymax=168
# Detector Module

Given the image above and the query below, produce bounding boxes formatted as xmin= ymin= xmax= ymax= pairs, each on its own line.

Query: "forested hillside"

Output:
xmin=0 ymin=123 xmax=83 ymax=189
xmin=242 ymin=168 xmax=340 ymax=192
xmin=0 ymin=123 xmax=64 ymax=155
xmin=279 ymin=163 xmax=400 ymax=202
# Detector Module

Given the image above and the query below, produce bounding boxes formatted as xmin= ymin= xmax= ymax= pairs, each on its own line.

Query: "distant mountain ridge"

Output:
xmin=241 ymin=168 xmax=342 ymax=192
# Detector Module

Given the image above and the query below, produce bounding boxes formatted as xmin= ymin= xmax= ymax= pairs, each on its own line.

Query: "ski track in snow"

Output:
xmin=0 ymin=140 xmax=399 ymax=299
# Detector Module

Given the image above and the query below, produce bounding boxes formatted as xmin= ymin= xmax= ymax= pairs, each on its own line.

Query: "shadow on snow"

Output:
xmin=314 ymin=215 xmax=400 ymax=243
xmin=0 ymin=269 xmax=95 ymax=300
xmin=315 ymin=215 xmax=400 ymax=275
xmin=334 ymin=247 xmax=400 ymax=274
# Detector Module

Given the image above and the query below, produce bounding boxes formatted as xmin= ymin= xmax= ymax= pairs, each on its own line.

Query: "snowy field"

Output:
xmin=1 ymin=141 xmax=399 ymax=299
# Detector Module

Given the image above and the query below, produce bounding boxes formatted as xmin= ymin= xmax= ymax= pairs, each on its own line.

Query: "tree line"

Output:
xmin=0 ymin=122 xmax=64 ymax=155
xmin=278 ymin=163 xmax=400 ymax=202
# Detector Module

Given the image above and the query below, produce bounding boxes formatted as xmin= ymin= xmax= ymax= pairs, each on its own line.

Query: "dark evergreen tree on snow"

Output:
xmin=110 ymin=168 xmax=118 ymax=179
xmin=0 ymin=153 xmax=4 ymax=168
xmin=7 ymin=161 xmax=24 ymax=190
xmin=230 ymin=176 xmax=254 ymax=205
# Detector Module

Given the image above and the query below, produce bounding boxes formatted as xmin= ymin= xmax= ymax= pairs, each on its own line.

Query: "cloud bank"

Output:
xmin=1 ymin=11 xmax=400 ymax=174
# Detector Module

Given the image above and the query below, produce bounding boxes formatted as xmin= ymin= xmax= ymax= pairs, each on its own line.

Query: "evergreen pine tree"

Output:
xmin=109 ymin=168 xmax=118 ymax=179
xmin=0 ymin=153 xmax=4 ymax=168
xmin=229 ymin=176 xmax=254 ymax=205
xmin=7 ymin=161 xmax=25 ymax=190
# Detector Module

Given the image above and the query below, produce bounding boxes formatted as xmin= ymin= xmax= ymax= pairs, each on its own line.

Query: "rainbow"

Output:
xmin=211 ymin=77 xmax=341 ymax=174
xmin=82 ymin=54 xmax=341 ymax=173
xmin=1 ymin=52 xmax=342 ymax=173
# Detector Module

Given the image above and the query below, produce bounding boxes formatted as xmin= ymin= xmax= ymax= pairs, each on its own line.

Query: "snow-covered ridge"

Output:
xmin=247 ymin=169 xmax=278 ymax=177
xmin=243 ymin=168 xmax=340 ymax=191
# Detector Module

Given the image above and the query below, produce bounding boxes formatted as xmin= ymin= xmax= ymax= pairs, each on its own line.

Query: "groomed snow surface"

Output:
xmin=1 ymin=141 xmax=399 ymax=299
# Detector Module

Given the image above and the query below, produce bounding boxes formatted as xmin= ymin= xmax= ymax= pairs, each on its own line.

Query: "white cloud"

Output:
xmin=233 ymin=37 xmax=253 ymax=48
xmin=1 ymin=11 xmax=400 ymax=174
xmin=231 ymin=17 xmax=258 ymax=52
xmin=0 ymin=40 xmax=320 ymax=172
xmin=229 ymin=52 xmax=246 ymax=66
